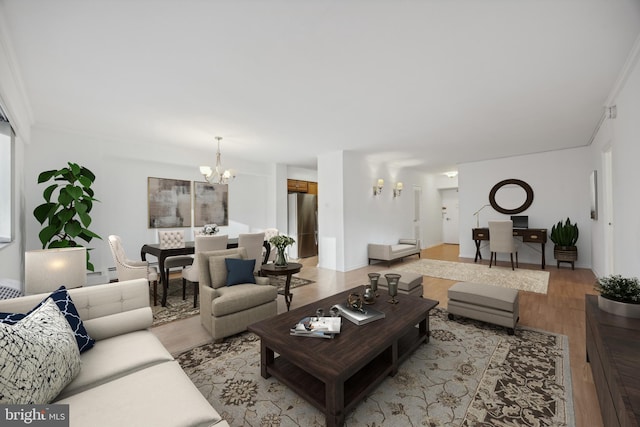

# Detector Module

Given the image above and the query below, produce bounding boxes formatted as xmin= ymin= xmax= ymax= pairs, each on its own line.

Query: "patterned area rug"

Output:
xmin=177 ymin=308 xmax=574 ymax=426
xmin=394 ymin=259 xmax=550 ymax=294
xmin=151 ymin=276 xmax=315 ymax=327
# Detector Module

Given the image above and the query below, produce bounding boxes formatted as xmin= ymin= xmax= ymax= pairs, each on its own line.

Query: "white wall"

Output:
xmin=23 ymin=126 xmax=276 ymax=277
xmin=604 ymin=45 xmax=640 ymax=277
xmin=458 ymin=147 xmax=592 ymax=268
xmin=317 ymin=150 xmax=429 ymax=272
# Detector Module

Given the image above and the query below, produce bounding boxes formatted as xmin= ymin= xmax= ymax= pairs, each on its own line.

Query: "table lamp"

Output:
xmin=25 ymin=247 xmax=87 ymax=295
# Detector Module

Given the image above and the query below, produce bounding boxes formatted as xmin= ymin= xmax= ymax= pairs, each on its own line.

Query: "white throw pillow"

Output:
xmin=0 ymin=298 xmax=81 ymax=404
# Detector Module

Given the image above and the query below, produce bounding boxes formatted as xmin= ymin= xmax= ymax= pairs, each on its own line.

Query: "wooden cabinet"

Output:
xmin=307 ymin=181 xmax=318 ymax=195
xmin=287 ymin=179 xmax=308 ymax=193
xmin=287 ymin=179 xmax=317 ymax=194
xmin=585 ymin=295 xmax=640 ymax=427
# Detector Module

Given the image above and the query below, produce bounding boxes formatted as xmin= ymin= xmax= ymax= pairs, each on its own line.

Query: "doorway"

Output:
xmin=440 ymin=188 xmax=459 ymax=244
xmin=603 ymin=147 xmax=614 ymax=274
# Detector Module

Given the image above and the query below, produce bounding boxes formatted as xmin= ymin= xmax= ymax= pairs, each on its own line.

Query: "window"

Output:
xmin=0 ymin=118 xmax=14 ymax=243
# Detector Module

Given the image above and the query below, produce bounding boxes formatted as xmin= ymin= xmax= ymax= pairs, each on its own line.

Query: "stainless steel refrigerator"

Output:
xmin=288 ymin=193 xmax=318 ymax=259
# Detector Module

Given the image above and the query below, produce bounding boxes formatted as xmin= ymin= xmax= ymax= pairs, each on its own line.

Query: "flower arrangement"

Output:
xmin=595 ymin=275 xmax=640 ymax=304
xmin=202 ymin=223 xmax=219 ymax=235
xmin=269 ymin=235 xmax=295 ymax=266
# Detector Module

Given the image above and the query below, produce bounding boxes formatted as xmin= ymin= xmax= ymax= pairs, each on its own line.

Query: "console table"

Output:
xmin=585 ymin=295 xmax=640 ymax=427
xmin=472 ymin=227 xmax=547 ymax=269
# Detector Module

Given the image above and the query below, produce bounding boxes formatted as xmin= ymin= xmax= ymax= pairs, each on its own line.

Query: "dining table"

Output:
xmin=140 ymin=238 xmax=270 ymax=307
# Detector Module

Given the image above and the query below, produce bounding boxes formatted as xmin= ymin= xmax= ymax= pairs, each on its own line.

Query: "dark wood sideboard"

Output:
xmin=585 ymin=295 xmax=640 ymax=427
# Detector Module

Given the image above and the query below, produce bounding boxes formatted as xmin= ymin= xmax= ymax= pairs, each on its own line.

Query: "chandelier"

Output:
xmin=199 ymin=136 xmax=236 ymax=184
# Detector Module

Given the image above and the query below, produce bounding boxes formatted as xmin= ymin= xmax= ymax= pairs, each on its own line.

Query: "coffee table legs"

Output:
xmin=325 ymin=379 xmax=344 ymax=427
xmin=261 ymin=341 xmax=274 ymax=379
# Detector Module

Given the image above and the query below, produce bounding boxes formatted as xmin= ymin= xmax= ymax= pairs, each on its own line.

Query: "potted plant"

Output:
xmin=269 ymin=235 xmax=295 ymax=267
xmin=33 ymin=162 xmax=102 ymax=271
xmin=550 ymin=218 xmax=578 ymax=269
xmin=595 ymin=274 xmax=640 ymax=318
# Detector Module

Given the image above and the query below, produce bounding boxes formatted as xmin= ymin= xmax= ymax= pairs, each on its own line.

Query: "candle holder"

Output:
xmin=385 ymin=273 xmax=401 ymax=304
xmin=368 ymin=272 xmax=380 ymax=297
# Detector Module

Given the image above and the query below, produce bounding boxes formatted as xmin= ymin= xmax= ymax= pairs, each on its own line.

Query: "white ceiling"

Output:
xmin=2 ymin=0 xmax=639 ymax=172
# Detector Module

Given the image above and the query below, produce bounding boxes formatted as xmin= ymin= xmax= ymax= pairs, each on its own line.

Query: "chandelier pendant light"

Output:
xmin=199 ymin=136 xmax=236 ymax=184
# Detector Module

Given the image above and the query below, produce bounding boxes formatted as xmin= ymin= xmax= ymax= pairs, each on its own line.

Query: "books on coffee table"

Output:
xmin=332 ymin=302 xmax=385 ymax=325
xmin=290 ymin=316 xmax=342 ymax=339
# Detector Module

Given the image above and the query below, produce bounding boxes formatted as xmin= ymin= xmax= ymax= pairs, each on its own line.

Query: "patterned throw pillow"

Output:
xmin=0 ymin=298 xmax=81 ymax=404
xmin=0 ymin=286 xmax=95 ymax=353
xmin=225 ymin=258 xmax=256 ymax=286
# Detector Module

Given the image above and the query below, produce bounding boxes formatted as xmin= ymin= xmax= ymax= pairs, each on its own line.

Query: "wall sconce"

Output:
xmin=444 ymin=171 xmax=458 ymax=178
xmin=393 ymin=182 xmax=403 ymax=198
xmin=373 ymin=179 xmax=384 ymax=196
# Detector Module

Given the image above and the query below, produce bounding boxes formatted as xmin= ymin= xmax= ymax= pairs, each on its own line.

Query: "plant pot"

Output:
xmin=553 ymin=245 xmax=577 ymax=261
xmin=598 ymin=295 xmax=640 ymax=318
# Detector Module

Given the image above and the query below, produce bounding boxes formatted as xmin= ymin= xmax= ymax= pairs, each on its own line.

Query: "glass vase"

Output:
xmin=368 ymin=272 xmax=380 ymax=297
xmin=385 ymin=273 xmax=401 ymax=304
xmin=275 ymin=247 xmax=288 ymax=267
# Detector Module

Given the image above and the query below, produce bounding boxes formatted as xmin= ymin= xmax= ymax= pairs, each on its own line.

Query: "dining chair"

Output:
xmin=262 ymin=228 xmax=279 ymax=263
xmin=182 ymin=234 xmax=229 ymax=307
xmin=238 ymin=232 xmax=266 ymax=273
xmin=488 ymin=220 xmax=518 ymax=270
xmin=108 ymin=235 xmax=160 ymax=305
xmin=157 ymin=230 xmax=194 ymax=299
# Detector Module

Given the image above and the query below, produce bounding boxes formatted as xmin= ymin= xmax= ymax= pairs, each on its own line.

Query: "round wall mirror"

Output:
xmin=489 ymin=179 xmax=534 ymax=214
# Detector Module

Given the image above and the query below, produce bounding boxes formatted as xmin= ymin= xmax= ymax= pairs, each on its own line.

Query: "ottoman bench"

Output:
xmin=447 ymin=282 xmax=519 ymax=335
xmin=376 ymin=269 xmax=423 ymax=297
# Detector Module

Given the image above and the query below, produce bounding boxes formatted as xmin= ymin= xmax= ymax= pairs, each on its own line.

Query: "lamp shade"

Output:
xmin=25 ymin=247 xmax=87 ymax=295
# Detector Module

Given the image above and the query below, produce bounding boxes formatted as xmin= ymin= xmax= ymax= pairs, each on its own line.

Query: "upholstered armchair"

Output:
xmin=198 ymin=247 xmax=277 ymax=341
xmin=108 ymin=235 xmax=160 ymax=305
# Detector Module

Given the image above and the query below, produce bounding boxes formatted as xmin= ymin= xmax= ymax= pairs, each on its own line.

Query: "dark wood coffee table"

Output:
xmin=248 ymin=287 xmax=439 ymax=427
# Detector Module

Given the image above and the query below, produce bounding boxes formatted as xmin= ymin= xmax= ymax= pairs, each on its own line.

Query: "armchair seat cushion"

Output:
xmin=211 ymin=284 xmax=278 ymax=317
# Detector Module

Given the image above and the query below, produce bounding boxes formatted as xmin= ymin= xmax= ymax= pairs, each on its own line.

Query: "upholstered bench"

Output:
xmin=375 ymin=269 xmax=423 ymax=297
xmin=447 ymin=282 xmax=519 ymax=335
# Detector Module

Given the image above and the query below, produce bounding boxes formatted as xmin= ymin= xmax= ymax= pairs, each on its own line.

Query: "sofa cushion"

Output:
xmin=54 ymin=361 xmax=226 ymax=427
xmin=0 ymin=298 xmax=81 ymax=404
xmin=0 ymin=286 xmax=95 ymax=353
xmin=208 ymin=253 xmax=242 ymax=289
xmin=212 ymin=284 xmax=278 ymax=317
xmin=56 ymin=330 xmax=174 ymax=400
xmin=225 ymin=258 xmax=256 ymax=286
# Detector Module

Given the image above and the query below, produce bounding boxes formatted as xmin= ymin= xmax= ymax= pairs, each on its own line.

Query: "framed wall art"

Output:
xmin=194 ymin=181 xmax=228 ymax=226
xmin=147 ymin=177 xmax=192 ymax=228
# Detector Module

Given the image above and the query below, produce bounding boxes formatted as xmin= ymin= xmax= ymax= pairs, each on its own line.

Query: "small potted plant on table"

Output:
xmin=550 ymin=218 xmax=578 ymax=269
xmin=595 ymin=274 xmax=640 ymax=318
xmin=269 ymin=235 xmax=295 ymax=267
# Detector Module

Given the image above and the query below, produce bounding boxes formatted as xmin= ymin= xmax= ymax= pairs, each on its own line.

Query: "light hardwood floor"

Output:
xmin=151 ymin=244 xmax=603 ymax=427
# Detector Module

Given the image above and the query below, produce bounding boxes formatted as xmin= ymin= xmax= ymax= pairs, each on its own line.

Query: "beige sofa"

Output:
xmin=198 ymin=247 xmax=278 ymax=341
xmin=0 ymin=279 xmax=228 ymax=427
xmin=368 ymin=238 xmax=421 ymax=266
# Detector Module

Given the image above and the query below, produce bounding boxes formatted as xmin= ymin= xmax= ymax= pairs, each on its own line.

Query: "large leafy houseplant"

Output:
xmin=550 ymin=218 xmax=579 ymax=247
xmin=550 ymin=217 xmax=579 ymax=268
xmin=33 ymin=162 xmax=101 ymax=271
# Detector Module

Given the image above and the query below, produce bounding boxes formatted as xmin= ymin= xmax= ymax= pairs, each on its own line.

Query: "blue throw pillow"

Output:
xmin=0 ymin=286 xmax=95 ymax=353
xmin=225 ymin=258 xmax=256 ymax=286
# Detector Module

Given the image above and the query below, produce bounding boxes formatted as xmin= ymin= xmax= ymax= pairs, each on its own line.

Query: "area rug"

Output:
xmin=177 ymin=308 xmax=574 ymax=426
xmin=394 ymin=258 xmax=550 ymax=294
xmin=152 ymin=276 xmax=315 ymax=327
